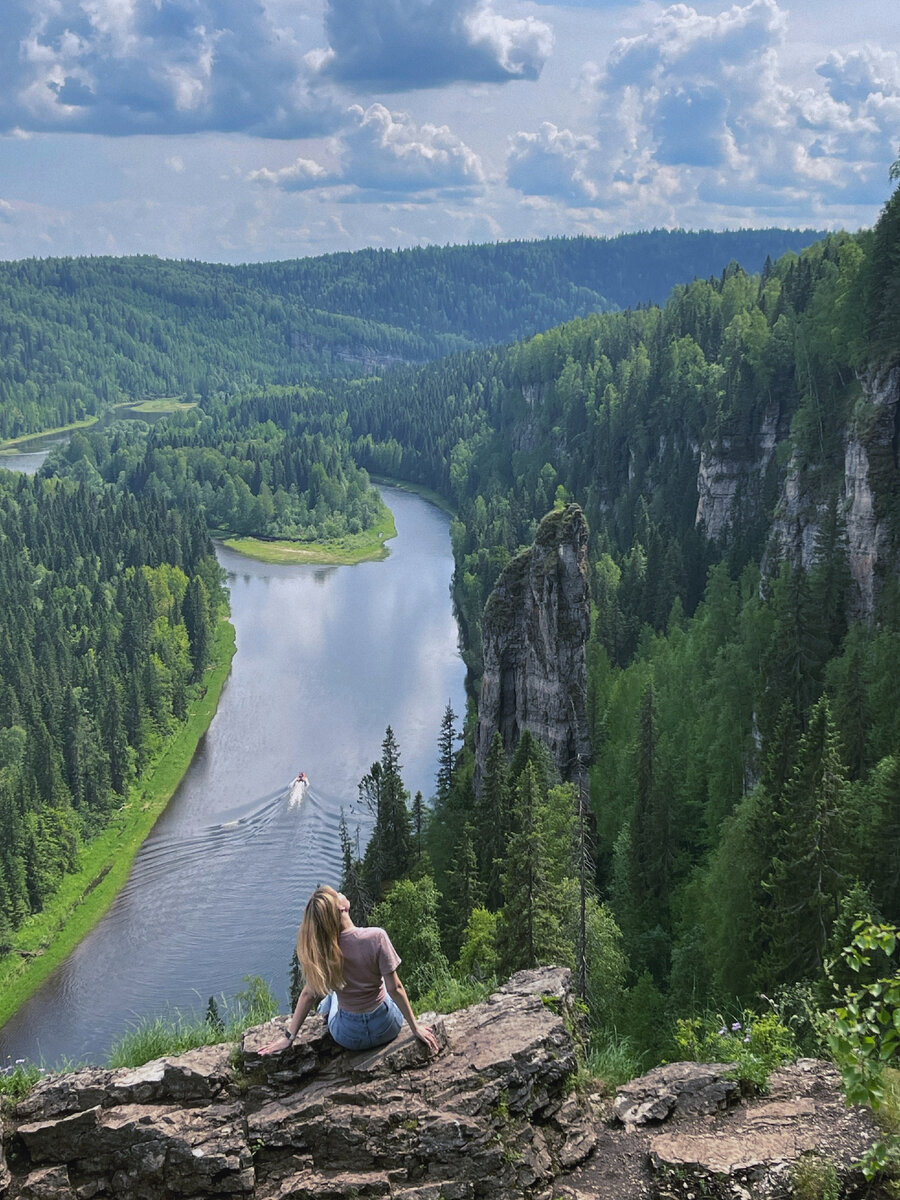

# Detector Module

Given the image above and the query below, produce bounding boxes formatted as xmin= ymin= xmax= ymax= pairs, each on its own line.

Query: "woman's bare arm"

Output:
xmin=258 ymin=983 xmax=318 ymax=1055
xmin=384 ymin=970 xmax=439 ymax=1054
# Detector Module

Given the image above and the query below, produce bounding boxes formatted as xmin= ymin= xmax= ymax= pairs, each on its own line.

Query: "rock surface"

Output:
xmin=612 ymin=1062 xmax=740 ymax=1127
xmin=474 ymin=504 xmax=591 ymax=789
xmin=0 ymin=968 xmax=594 ymax=1200
xmin=695 ymin=405 xmax=782 ymax=543
xmin=557 ymin=1058 xmax=881 ymax=1200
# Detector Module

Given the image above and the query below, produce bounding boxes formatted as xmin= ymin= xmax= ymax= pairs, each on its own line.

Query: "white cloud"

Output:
xmin=505 ymin=0 xmax=900 ymax=226
xmin=0 ymin=0 xmax=338 ymax=137
xmin=250 ymin=104 xmax=486 ymax=199
xmin=507 ymin=122 xmax=601 ymax=203
xmin=250 ymin=157 xmax=331 ymax=191
xmin=322 ymin=0 xmax=552 ymax=88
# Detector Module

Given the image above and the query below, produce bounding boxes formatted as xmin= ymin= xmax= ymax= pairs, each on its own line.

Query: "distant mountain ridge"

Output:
xmin=0 ymin=229 xmax=822 ymax=440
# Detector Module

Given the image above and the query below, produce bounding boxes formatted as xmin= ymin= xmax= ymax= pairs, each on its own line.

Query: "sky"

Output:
xmin=0 ymin=0 xmax=897 ymax=262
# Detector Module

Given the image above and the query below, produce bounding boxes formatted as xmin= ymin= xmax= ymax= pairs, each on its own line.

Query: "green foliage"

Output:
xmin=789 ymin=1155 xmax=841 ymax=1200
xmin=414 ymin=965 xmax=497 ymax=1015
xmin=579 ymin=898 xmax=629 ymax=1029
xmin=456 ymin=907 xmax=500 ymax=980
xmin=369 ymin=876 xmax=450 ymax=1003
xmin=673 ymin=1009 xmax=797 ymax=1092
xmin=827 ymin=920 xmax=900 ymax=1181
xmin=0 ymin=1058 xmax=43 ymax=1102
xmin=580 ymin=1031 xmax=643 ymax=1091
xmin=0 ymin=473 xmax=224 ymax=935
xmin=106 ymin=975 xmax=278 ymax=1069
xmin=827 ymin=920 xmax=900 ymax=1109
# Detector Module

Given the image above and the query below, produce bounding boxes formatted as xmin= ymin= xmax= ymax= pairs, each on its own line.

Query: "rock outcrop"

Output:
xmin=695 ymin=405 xmax=783 ymax=543
xmin=0 ymin=968 xmax=594 ymax=1200
xmin=843 ymin=363 xmax=900 ymax=619
xmin=474 ymin=504 xmax=591 ymax=790
xmin=557 ymin=1058 xmax=880 ymax=1200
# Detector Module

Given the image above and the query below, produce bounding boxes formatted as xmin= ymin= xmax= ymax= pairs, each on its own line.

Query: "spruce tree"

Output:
xmin=763 ymin=696 xmax=853 ymax=981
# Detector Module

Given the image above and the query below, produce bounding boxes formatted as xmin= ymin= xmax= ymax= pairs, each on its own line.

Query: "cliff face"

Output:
xmin=695 ymin=403 xmax=783 ymax=543
xmin=763 ymin=364 xmax=900 ymax=619
xmin=0 ymin=968 xmax=594 ymax=1200
xmin=474 ymin=504 xmax=591 ymax=789
xmin=693 ymin=365 xmax=900 ymax=621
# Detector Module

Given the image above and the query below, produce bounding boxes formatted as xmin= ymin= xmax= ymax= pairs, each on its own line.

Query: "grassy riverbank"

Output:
xmin=223 ymin=507 xmax=397 ymax=566
xmin=370 ymin=475 xmax=455 ymax=516
xmin=122 ymin=398 xmax=197 ymax=415
xmin=0 ymin=415 xmax=100 ymax=453
xmin=0 ymin=621 xmax=236 ymax=1039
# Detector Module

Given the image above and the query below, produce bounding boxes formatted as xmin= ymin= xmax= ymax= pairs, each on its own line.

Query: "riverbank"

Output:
xmin=223 ymin=506 xmax=397 ymax=566
xmin=0 ymin=415 xmax=99 ymax=453
xmin=370 ymin=475 xmax=455 ymax=516
xmin=0 ymin=400 xmax=196 ymax=454
xmin=0 ymin=620 xmax=237 ymax=1040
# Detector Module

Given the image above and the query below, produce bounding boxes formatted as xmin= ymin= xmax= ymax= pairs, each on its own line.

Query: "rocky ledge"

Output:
xmin=0 ymin=968 xmax=594 ymax=1200
xmin=558 ymin=1058 xmax=882 ymax=1200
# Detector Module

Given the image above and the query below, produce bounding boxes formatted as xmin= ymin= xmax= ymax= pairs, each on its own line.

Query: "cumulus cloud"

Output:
xmin=0 ymin=0 xmax=337 ymax=137
xmin=507 ymin=123 xmax=601 ymax=204
xmin=505 ymin=0 xmax=900 ymax=223
xmin=322 ymin=0 xmax=552 ymax=88
xmin=251 ymin=104 xmax=485 ymax=199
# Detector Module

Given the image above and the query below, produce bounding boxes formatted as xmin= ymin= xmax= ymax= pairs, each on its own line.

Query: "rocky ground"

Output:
xmin=0 ymin=969 xmax=887 ymax=1199
xmin=557 ymin=1058 xmax=884 ymax=1200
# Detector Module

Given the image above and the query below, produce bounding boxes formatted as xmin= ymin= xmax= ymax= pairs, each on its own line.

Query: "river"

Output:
xmin=0 ymin=486 xmax=466 ymax=1068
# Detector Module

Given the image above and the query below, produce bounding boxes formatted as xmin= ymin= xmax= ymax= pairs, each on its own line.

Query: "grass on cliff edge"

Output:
xmin=223 ymin=507 xmax=397 ymax=566
xmin=0 ymin=620 xmax=236 ymax=1042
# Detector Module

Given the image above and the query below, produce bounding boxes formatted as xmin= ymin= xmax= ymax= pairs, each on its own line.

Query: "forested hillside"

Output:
xmin=0 ymin=229 xmax=818 ymax=440
xmin=330 ymin=177 xmax=900 ymax=1068
xmin=42 ymin=395 xmax=390 ymax=543
xmin=0 ymin=475 xmax=225 ymax=949
xmin=1 ymin=199 xmax=895 ymax=1072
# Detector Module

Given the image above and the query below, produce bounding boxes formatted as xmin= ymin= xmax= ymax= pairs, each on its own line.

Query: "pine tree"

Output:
xmin=360 ymin=727 xmax=412 ymax=899
xmin=763 ymin=696 xmax=854 ymax=981
xmin=476 ymin=730 xmax=511 ymax=909
xmin=497 ymin=763 xmax=568 ymax=974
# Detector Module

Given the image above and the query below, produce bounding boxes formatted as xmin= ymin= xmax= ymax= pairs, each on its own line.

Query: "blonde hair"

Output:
xmin=296 ymin=885 xmax=346 ymax=996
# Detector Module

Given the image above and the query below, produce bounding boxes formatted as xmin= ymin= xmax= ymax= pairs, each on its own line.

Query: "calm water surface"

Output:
xmin=0 ymin=488 xmax=466 ymax=1068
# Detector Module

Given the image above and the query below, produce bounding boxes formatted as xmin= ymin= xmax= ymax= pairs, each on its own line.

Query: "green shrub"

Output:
xmin=827 ymin=918 xmax=900 ymax=1182
xmin=0 ymin=1059 xmax=43 ymax=1103
xmin=673 ymin=1008 xmax=797 ymax=1091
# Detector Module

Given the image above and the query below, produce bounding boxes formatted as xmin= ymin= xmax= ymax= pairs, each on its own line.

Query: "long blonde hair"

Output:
xmin=296 ymin=885 xmax=346 ymax=996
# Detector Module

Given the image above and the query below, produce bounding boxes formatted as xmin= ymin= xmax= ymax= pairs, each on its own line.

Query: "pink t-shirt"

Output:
xmin=336 ymin=926 xmax=401 ymax=1013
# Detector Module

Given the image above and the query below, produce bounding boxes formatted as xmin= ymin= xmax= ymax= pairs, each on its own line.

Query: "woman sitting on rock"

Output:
xmin=259 ymin=884 xmax=439 ymax=1056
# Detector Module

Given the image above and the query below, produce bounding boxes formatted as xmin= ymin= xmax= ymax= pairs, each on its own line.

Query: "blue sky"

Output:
xmin=0 ymin=0 xmax=897 ymax=261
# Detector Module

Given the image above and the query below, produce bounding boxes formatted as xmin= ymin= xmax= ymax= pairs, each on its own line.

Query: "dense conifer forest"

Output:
xmin=0 ymin=476 xmax=225 ymax=950
xmin=1 ymin=200 xmax=897 ymax=1073
xmin=0 ymin=229 xmax=818 ymax=439
xmin=331 ymin=181 xmax=900 ymax=1066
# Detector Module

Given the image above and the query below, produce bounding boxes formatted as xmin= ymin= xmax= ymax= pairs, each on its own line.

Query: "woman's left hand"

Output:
xmin=414 ymin=1025 xmax=440 ymax=1055
xmin=258 ymin=1036 xmax=292 ymax=1056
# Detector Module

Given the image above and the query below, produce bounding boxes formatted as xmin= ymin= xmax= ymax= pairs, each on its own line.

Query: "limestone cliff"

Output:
xmin=695 ymin=403 xmax=784 ymax=543
xmin=0 ymin=968 xmax=593 ymax=1200
xmin=764 ymin=363 xmax=900 ymax=619
xmin=692 ymin=364 xmax=900 ymax=621
xmin=474 ymin=504 xmax=591 ymax=790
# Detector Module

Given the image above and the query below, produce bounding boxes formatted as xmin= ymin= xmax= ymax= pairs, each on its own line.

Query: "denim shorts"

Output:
xmin=317 ymin=992 xmax=404 ymax=1051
